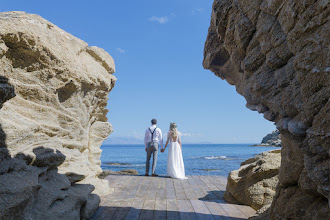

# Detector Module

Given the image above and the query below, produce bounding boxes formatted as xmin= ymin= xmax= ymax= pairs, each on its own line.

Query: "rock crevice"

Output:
xmin=204 ymin=1 xmax=329 ymax=219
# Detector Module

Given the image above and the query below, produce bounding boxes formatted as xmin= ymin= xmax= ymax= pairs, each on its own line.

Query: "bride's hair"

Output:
xmin=169 ymin=123 xmax=178 ymax=139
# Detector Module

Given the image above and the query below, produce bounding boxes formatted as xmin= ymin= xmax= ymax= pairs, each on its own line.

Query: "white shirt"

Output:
xmin=144 ymin=125 xmax=163 ymax=148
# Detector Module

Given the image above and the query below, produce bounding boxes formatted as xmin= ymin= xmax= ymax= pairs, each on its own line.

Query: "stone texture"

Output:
xmin=203 ymin=1 xmax=329 ymax=219
xmin=224 ymin=150 xmax=281 ymax=211
xmin=0 ymin=11 xmax=116 ymax=219
xmin=253 ymin=130 xmax=281 ymax=147
xmin=98 ymin=169 xmax=139 ymax=179
xmin=0 ymin=11 xmax=116 ymax=195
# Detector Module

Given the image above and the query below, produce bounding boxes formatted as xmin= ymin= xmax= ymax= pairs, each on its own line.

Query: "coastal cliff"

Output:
xmin=203 ymin=0 xmax=329 ymax=219
xmin=0 ymin=11 xmax=116 ymax=218
xmin=253 ymin=130 xmax=281 ymax=147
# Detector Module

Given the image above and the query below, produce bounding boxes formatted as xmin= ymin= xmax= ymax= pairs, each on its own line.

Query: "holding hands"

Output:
xmin=161 ymin=148 xmax=165 ymax=153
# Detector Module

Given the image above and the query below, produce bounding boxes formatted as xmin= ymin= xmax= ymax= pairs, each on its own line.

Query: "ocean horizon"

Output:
xmin=100 ymin=144 xmax=279 ymax=176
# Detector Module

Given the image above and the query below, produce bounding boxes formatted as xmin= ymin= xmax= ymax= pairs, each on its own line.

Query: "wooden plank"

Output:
xmin=111 ymin=199 xmax=134 ymax=220
xmin=181 ymin=179 xmax=198 ymax=200
xmin=90 ymin=199 xmax=122 ymax=220
xmin=156 ymin=177 xmax=166 ymax=200
xmin=191 ymin=176 xmax=217 ymax=201
xmin=187 ymin=176 xmax=205 ymax=200
xmin=173 ymin=179 xmax=188 ymax=200
xmin=203 ymin=201 xmax=231 ymax=220
xmin=234 ymin=204 xmax=256 ymax=218
xmin=199 ymin=176 xmax=223 ymax=200
xmin=125 ymin=199 xmax=144 ymax=220
xmin=190 ymin=200 xmax=214 ymax=220
xmin=167 ymin=200 xmax=180 ymax=220
xmin=218 ymin=202 xmax=247 ymax=219
xmin=146 ymin=177 xmax=159 ymax=200
xmin=136 ymin=177 xmax=152 ymax=199
xmin=95 ymin=175 xmax=253 ymax=220
xmin=125 ymin=176 xmax=146 ymax=200
xmin=166 ymin=178 xmax=176 ymax=200
xmin=154 ymin=199 xmax=167 ymax=219
xmin=206 ymin=176 xmax=227 ymax=191
xmin=177 ymin=200 xmax=198 ymax=220
xmin=139 ymin=199 xmax=155 ymax=220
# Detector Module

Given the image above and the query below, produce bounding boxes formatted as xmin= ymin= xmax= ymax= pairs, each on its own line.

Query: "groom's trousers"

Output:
xmin=146 ymin=142 xmax=158 ymax=174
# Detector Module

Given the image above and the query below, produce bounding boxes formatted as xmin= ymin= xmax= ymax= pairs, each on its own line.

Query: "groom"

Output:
xmin=144 ymin=119 xmax=163 ymax=176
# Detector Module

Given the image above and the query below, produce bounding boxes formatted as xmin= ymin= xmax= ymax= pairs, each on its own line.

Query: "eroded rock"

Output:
xmin=253 ymin=130 xmax=281 ymax=147
xmin=224 ymin=150 xmax=281 ymax=211
xmin=0 ymin=11 xmax=116 ymax=195
xmin=0 ymin=11 xmax=116 ymax=219
xmin=98 ymin=169 xmax=139 ymax=179
xmin=204 ymin=1 xmax=329 ymax=219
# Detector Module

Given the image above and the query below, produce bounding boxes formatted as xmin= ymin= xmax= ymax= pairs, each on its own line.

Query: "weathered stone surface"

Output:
xmin=0 ymin=11 xmax=116 ymax=195
xmin=0 ymin=11 xmax=116 ymax=219
xmin=224 ymin=150 xmax=281 ymax=211
xmin=98 ymin=169 xmax=139 ymax=179
xmin=204 ymin=1 xmax=329 ymax=219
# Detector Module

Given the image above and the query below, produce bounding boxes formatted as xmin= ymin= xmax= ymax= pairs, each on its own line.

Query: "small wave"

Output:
xmin=204 ymin=156 xmax=227 ymax=160
xmin=104 ymin=162 xmax=145 ymax=167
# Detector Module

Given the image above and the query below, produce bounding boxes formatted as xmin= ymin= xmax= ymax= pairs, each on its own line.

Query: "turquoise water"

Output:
xmin=100 ymin=144 xmax=279 ymax=176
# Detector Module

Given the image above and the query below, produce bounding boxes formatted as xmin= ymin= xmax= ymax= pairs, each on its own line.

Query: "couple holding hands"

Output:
xmin=144 ymin=119 xmax=187 ymax=180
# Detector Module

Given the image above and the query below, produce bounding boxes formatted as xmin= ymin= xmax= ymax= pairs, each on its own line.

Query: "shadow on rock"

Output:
xmin=0 ymin=76 xmax=100 ymax=219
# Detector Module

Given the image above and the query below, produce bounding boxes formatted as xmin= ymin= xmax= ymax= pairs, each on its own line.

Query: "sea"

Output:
xmin=100 ymin=144 xmax=279 ymax=176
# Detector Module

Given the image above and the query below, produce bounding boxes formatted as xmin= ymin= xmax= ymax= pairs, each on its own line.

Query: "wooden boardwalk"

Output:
xmin=91 ymin=175 xmax=255 ymax=220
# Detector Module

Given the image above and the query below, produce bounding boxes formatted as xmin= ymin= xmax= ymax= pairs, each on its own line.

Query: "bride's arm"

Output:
xmin=164 ymin=132 xmax=170 ymax=150
xmin=178 ymin=132 xmax=182 ymax=149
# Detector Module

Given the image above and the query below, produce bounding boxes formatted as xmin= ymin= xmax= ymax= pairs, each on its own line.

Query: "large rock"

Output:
xmin=203 ymin=1 xmax=329 ymax=219
xmin=224 ymin=150 xmax=281 ymax=211
xmin=0 ymin=11 xmax=116 ymax=219
xmin=0 ymin=11 xmax=116 ymax=195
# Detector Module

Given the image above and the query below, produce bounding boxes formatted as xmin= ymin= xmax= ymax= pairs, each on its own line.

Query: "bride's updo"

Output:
xmin=169 ymin=122 xmax=178 ymax=139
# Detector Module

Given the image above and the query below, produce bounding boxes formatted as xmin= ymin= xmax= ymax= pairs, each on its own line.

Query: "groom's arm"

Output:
xmin=159 ymin=129 xmax=163 ymax=149
xmin=144 ymin=129 xmax=148 ymax=151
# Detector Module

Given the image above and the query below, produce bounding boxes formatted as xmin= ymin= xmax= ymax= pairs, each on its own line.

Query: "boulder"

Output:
xmin=99 ymin=169 xmax=139 ymax=179
xmin=224 ymin=150 xmax=281 ymax=211
xmin=0 ymin=11 xmax=116 ymax=195
xmin=0 ymin=11 xmax=116 ymax=219
xmin=203 ymin=1 xmax=329 ymax=219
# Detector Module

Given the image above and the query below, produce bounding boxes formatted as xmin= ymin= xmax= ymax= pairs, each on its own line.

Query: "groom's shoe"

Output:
xmin=145 ymin=173 xmax=149 ymax=176
xmin=151 ymin=173 xmax=158 ymax=177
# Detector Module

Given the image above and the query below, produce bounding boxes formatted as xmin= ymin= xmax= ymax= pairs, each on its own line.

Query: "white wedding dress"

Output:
xmin=167 ymin=131 xmax=188 ymax=179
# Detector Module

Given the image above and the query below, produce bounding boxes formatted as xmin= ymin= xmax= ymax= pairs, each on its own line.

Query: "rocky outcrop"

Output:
xmin=254 ymin=130 xmax=281 ymax=147
xmin=0 ymin=11 xmax=116 ymax=218
xmin=224 ymin=150 xmax=281 ymax=212
xmin=98 ymin=169 xmax=139 ymax=179
xmin=203 ymin=1 xmax=329 ymax=219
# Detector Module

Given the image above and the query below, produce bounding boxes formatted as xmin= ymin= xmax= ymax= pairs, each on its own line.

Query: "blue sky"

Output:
xmin=1 ymin=0 xmax=276 ymax=144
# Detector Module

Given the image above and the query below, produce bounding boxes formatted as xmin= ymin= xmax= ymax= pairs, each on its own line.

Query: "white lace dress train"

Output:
xmin=167 ymin=132 xmax=188 ymax=179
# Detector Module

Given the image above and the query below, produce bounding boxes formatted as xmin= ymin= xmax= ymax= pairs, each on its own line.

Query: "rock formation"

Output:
xmin=203 ymin=1 xmax=329 ymax=219
xmin=224 ymin=150 xmax=281 ymax=212
xmin=253 ymin=130 xmax=281 ymax=147
xmin=98 ymin=169 xmax=139 ymax=179
xmin=0 ymin=11 xmax=116 ymax=218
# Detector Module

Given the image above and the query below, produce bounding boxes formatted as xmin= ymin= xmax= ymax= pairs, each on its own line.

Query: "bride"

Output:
xmin=163 ymin=123 xmax=187 ymax=179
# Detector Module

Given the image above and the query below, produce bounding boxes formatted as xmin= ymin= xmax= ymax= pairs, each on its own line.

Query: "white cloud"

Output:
xmin=149 ymin=16 xmax=169 ymax=24
xmin=180 ymin=132 xmax=202 ymax=137
xmin=116 ymin=48 xmax=126 ymax=53
xmin=192 ymin=8 xmax=203 ymax=15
